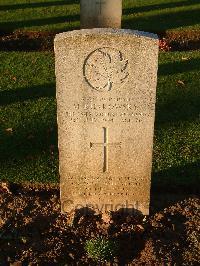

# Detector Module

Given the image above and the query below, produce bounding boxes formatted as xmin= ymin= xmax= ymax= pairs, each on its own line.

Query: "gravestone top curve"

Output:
xmin=54 ymin=28 xmax=158 ymax=42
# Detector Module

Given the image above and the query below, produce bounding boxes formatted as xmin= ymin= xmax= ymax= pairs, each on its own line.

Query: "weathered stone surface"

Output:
xmin=54 ymin=29 xmax=159 ymax=215
xmin=80 ymin=0 xmax=122 ymax=29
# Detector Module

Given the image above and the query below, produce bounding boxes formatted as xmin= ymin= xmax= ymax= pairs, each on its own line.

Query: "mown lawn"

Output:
xmin=0 ymin=0 xmax=200 ymax=32
xmin=0 ymin=51 xmax=199 ymax=189
xmin=0 ymin=52 xmax=58 ymax=183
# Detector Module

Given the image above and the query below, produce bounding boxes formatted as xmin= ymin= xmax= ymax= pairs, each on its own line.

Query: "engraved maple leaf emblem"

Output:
xmin=83 ymin=47 xmax=129 ymax=92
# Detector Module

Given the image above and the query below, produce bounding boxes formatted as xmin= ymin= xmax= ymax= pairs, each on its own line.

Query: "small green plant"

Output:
xmin=85 ymin=237 xmax=119 ymax=262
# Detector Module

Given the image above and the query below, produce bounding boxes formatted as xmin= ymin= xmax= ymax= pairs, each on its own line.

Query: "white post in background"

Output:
xmin=80 ymin=0 xmax=122 ymax=29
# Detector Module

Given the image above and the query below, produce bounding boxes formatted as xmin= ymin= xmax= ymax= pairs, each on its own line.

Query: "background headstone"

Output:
xmin=54 ymin=29 xmax=158 ymax=215
xmin=80 ymin=0 xmax=122 ymax=29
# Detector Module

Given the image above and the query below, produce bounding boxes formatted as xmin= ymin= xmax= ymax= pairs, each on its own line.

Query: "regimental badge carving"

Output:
xmin=83 ymin=47 xmax=129 ymax=92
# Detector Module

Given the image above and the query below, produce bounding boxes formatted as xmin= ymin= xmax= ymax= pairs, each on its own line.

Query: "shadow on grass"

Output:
xmin=0 ymin=84 xmax=57 ymax=165
xmin=159 ymin=57 xmax=200 ymax=76
xmin=0 ymin=118 xmax=58 ymax=183
xmin=0 ymin=14 xmax=80 ymax=32
xmin=155 ymin=86 xmax=200 ymax=124
xmin=123 ymin=0 xmax=200 ymax=16
xmin=0 ymin=0 xmax=79 ymax=11
xmin=0 ymin=119 xmax=58 ymax=163
xmin=156 ymin=57 xmax=200 ymax=124
xmin=0 ymin=83 xmax=56 ymax=106
xmin=152 ymin=161 xmax=200 ymax=194
xmin=122 ymin=8 xmax=200 ymax=32
xmin=151 ymin=161 xmax=200 ymax=212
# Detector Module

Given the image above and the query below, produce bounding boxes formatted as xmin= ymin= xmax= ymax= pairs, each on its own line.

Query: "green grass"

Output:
xmin=123 ymin=0 xmax=200 ymax=32
xmin=0 ymin=50 xmax=199 ymax=188
xmin=85 ymin=237 xmax=119 ymax=262
xmin=154 ymin=51 xmax=200 ymax=190
xmin=0 ymin=0 xmax=200 ymax=33
xmin=0 ymin=0 xmax=80 ymax=32
xmin=0 ymin=52 xmax=58 ymax=183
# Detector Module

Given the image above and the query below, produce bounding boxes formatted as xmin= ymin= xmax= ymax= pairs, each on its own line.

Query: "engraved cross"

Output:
xmin=90 ymin=127 xmax=121 ymax=172
xmin=96 ymin=0 xmax=106 ymax=15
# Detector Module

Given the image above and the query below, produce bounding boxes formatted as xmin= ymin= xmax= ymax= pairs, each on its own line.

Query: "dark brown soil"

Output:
xmin=165 ymin=30 xmax=200 ymax=51
xmin=0 ymin=30 xmax=200 ymax=52
xmin=0 ymin=182 xmax=199 ymax=265
xmin=0 ymin=31 xmax=55 ymax=52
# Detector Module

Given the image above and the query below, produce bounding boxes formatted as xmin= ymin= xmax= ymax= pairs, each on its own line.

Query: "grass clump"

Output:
xmin=85 ymin=237 xmax=119 ymax=262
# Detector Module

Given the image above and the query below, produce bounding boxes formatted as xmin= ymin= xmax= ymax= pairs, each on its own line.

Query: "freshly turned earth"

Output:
xmin=0 ymin=182 xmax=199 ymax=265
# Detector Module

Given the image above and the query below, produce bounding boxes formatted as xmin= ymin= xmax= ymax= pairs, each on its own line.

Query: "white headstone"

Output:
xmin=54 ymin=29 xmax=159 ymax=216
